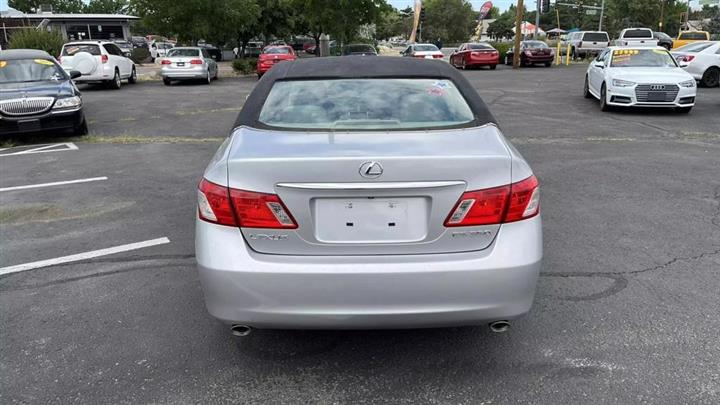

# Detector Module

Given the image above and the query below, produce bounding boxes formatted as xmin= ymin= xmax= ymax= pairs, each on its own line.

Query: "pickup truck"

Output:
xmin=614 ymin=28 xmax=659 ymax=47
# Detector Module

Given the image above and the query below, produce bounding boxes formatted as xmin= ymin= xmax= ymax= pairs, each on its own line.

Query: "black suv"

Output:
xmin=0 ymin=49 xmax=87 ymax=136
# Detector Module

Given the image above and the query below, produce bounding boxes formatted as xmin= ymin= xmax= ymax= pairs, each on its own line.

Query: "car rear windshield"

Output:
xmin=623 ymin=29 xmax=652 ymax=38
xmin=258 ymin=78 xmax=475 ymax=130
xmin=468 ymin=43 xmax=494 ymax=50
xmin=414 ymin=44 xmax=439 ymax=52
xmin=0 ymin=58 xmax=67 ymax=84
xmin=674 ymin=42 xmax=714 ymax=52
xmin=62 ymin=44 xmax=101 ymax=56
xmin=524 ymin=41 xmax=548 ymax=48
xmin=264 ymin=47 xmax=291 ymax=54
xmin=679 ymin=32 xmax=708 ymax=40
xmin=610 ymin=49 xmax=677 ymax=68
xmin=583 ymin=32 xmax=609 ymax=42
xmin=167 ymin=49 xmax=200 ymax=57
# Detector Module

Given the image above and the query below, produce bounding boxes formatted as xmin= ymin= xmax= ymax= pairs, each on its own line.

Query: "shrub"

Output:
xmin=9 ymin=29 xmax=65 ymax=57
xmin=130 ymin=47 xmax=151 ymax=64
xmin=489 ymin=42 xmax=511 ymax=62
xmin=232 ymin=58 xmax=257 ymax=75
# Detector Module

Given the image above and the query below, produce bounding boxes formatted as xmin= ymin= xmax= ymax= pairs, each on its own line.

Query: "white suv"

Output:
xmin=60 ymin=41 xmax=137 ymax=89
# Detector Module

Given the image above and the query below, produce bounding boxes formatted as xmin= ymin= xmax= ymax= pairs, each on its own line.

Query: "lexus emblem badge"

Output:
xmin=359 ymin=161 xmax=383 ymax=179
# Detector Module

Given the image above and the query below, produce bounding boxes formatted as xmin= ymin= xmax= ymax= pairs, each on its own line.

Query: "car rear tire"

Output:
xmin=505 ymin=55 xmax=511 ymax=65
xmin=544 ymin=62 xmax=552 ymax=67
xmin=676 ymin=106 xmax=692 ymax=114
xmin=128 ymin=66 xmax=137 ymax=84
xmin=583 ymin=75 xmax=593 ymax=99
xmin=163 ymin=77 xmax=171 ymax=86
xmin=490 ymin=64 xmax=497 ymax=70
xmin=107 ymin=70 xmax=121 ymax=90
xmin=700 ymin=67 xmax=719 ymax=88
xmin=206 ymin=70 xmax=212 ymax=85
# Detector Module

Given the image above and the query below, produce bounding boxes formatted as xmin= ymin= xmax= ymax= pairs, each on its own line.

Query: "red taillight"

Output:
xmin=681 ymin=55 xmax=695 ymax=62
xmin=198 ymin=179 xmax=236 ymax=226
xmin=444 ymin=175 xmax=539 ymax=227
xmin=190 ymin=59 xmax=203 ymax=65
xmin=197 ymin=179 xmax=297 ymax=229
xmin=229 ymin=189 xmax=298 ymax=229
xmin=101 ymin=54 xmax=108 ymax=64
xmin=503 ymin=175 xmax=540 ymax=223
xmin=160 ymin=59 xmax=171 ymax=65
xmin=433 ymin=54 xmax=443 ymax=59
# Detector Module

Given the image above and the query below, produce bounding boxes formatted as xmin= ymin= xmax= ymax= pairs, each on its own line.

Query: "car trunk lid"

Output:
xmin=226 ymin=126 xmax=512 ymax=255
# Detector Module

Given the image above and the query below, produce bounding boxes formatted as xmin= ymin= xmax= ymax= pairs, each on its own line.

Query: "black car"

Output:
xmin=653 ymin=32 xmax=674 ymax=50
xmin=342 ymin=44 xmax=378 ymax=56
xmin=198 ymin=43 xmax=223 ymax=61
xmin=0 ymin=49 xmax=87 ymax=136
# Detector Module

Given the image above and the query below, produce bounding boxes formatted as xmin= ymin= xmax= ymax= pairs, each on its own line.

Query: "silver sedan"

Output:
xmin=195 ymin=57 xmax=542 ymax=336
xmin=160 ymin=47 xmax=218 ymax=85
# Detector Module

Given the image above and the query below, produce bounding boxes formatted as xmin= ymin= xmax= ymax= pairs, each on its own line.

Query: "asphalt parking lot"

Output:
xmin=2 ymin=64 xmax=719 ymax=404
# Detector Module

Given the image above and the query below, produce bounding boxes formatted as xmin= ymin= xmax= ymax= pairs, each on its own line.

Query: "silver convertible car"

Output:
xmin=196 ymin=57 xmax=542 ymax=335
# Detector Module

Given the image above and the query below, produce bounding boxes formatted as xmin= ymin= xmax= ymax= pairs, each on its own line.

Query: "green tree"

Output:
xmin=84 ymin=0 xmax=128 ymax=14
xmin=9 ymin=0 xmax=84 ymax=13
xmin=292 ymin=0 xmax=389 ymax=50
xmin=422 ymin=0 xmax=475 ymax=43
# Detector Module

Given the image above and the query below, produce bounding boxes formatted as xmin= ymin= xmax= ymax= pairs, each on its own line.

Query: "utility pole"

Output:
xmin=659 ymin=0 xmax=665 ymax=32
xmin=513 ymin=0 xmax=524 ymax=69
xmin=598 ymin=0 xmax=606 ymax=31
xmin=685 ymin=0 xmax=691 ymax=30
xmin=535 ymin=0 xmax=540 ymax=37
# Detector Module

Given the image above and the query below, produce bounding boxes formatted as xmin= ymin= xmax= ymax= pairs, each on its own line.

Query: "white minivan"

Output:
xmin=60 ymin=41 xmax=136 ymax=89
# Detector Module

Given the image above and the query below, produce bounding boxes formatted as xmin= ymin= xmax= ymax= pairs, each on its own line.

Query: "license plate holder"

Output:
xmin=176 ymin=62 xmax=185 ymax=67
xmin=18 ymin=119 xmax=41 ymax=132
xmin=314 ymin=197 xmax=429 ymax=243
xmin=647 ymin=92 xmax=667 ymax=102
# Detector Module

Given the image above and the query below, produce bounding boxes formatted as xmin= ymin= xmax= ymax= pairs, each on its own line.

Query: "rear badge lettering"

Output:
xmin=248 ymin=234 xmax=288 ymax=241
xmin=451 ymin=230 xmax=492 ymax=238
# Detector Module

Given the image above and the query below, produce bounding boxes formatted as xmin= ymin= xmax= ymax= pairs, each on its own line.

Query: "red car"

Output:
xmin=450 ymin=43 xmax=500 ymax=70
xmin=257 ymin=46 xmax=296 ymax=78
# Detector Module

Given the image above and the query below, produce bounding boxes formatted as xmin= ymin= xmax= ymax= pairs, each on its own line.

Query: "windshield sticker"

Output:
xmin=652 ymin=49 xmax=668 ymax=55
xmin=34 ymin=59 xmax=55 ymax=66
xmin=426 ymin=86 xmax=445 ymax=96
xmin=613 ymin=49 xmax=639 ymax=56
xmin=0 ymin=61 xmax=6 ymax=68
xmin=432 ymin=80 xmax=451 ymax=89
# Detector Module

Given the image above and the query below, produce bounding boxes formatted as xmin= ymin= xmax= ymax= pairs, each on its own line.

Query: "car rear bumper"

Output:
xmin=196 ymin=215 xmax=542 ymax=329
xmin=0 ymin=109 xmax=84 ymax=135
xmin=606 ymin=85 xmax=696 ymax=107
xmin=524 ymin=55 xmax=554 ymax=63
xmin=467 ymin=56 xmax=499 ymax=65
xmin=160 ymin=67 xmax=207 ymax=79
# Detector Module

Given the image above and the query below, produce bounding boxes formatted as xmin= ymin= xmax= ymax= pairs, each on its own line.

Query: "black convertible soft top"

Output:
xmin=234 ymin=56 xmax=498 ymax=129
xmin=0 ymin=49 xmax=54 ymax=60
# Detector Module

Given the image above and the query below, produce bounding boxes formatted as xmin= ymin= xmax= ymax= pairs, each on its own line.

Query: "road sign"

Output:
xmin=586 ymin=9 xmax=597 ymax=15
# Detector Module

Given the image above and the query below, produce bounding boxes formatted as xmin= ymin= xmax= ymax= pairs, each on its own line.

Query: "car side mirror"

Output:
xmin=678 ymin=61 xmax=689 ymax=68
xmin=593 ymin=62 xmax=604 ymax=68
xmin=69 ymin=70 xmax=82 ymax=79
xmin=124 ymin=52 xmax=132 ymax=58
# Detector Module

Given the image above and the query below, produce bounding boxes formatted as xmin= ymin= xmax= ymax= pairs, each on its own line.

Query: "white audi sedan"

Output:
xmin=584 ymin=46 xmax=697 ymax=113
xmin=195 ymin=57 xmax=542 ymax=336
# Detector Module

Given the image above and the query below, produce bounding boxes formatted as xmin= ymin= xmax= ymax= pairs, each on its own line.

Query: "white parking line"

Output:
xmin=0 ymin=177 xmax=108 ymax=192
xmin=0 ymin=142 xmax=78 ymax=157
xmin=0 ymin=237 xmax=171 ymax=276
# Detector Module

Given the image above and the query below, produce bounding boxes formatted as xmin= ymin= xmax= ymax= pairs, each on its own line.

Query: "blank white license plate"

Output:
xmin=315 ymin=197 xmax=429 ymax=243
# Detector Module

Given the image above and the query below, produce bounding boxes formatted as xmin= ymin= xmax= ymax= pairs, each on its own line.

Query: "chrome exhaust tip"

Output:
xmin=231 ymin=324 xmax=253 ymax=337
xmin=489 ymin=320 xmax=510 ymax=333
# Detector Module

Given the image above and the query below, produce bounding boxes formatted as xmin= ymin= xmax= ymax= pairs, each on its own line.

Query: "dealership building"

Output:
xmin=1 ymin=10 xmax=138 ymax=46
